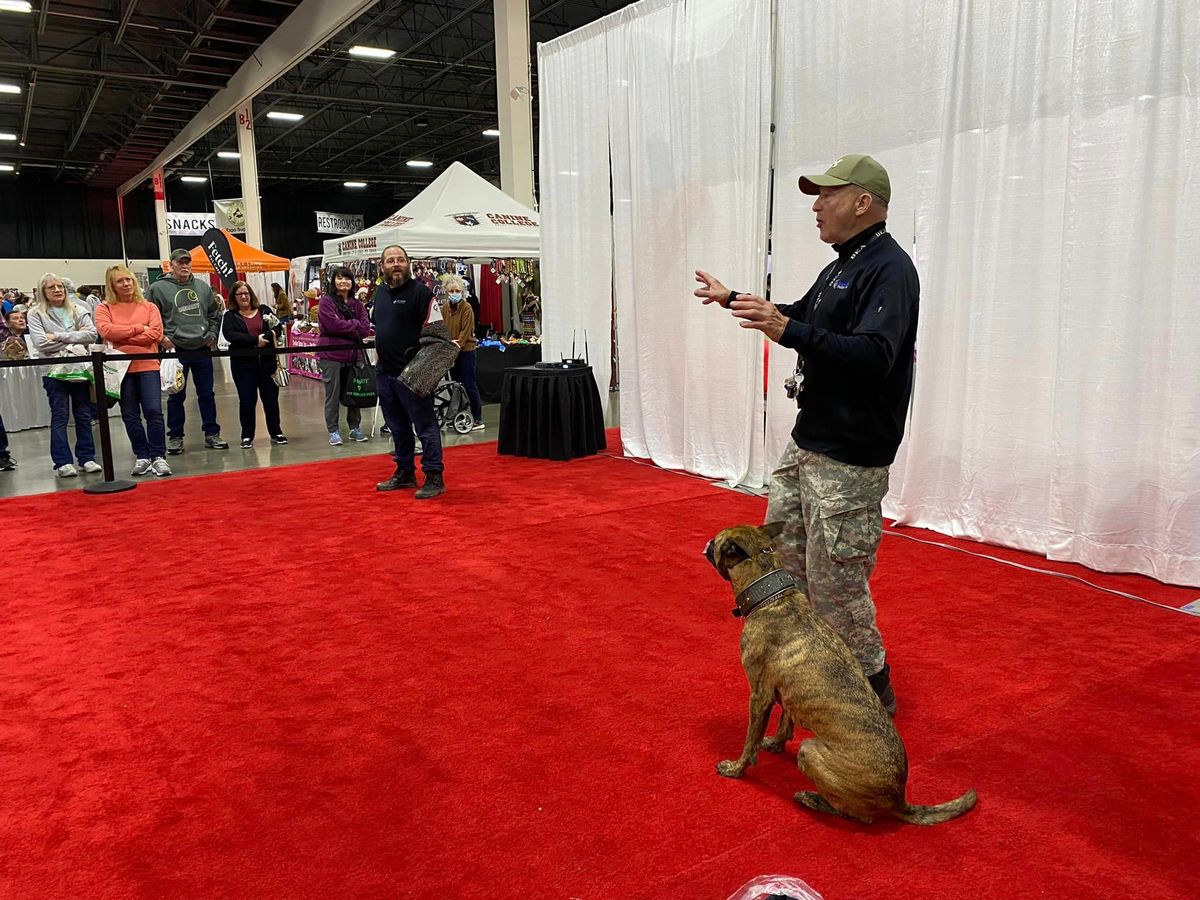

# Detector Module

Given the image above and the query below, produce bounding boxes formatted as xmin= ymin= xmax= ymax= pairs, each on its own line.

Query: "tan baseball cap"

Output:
xmin=798 ymin=154 xmax=891 ymax=205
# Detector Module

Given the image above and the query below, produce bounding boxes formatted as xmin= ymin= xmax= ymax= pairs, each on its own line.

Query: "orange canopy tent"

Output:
xmin=162 ymin=230 xmax=290 ymax=273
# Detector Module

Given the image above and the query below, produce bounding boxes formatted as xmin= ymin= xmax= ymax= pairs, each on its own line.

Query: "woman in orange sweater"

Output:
xmin=95 ymin=265 xmax=170 ymax=477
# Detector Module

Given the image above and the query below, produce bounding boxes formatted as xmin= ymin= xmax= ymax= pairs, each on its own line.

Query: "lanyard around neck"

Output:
xmin=812 ymin=225 xmax=886 ymax=311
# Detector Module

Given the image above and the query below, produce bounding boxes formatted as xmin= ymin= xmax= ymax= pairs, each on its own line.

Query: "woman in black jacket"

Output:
xmin=222 ymin=281 xmax=287 ymax=449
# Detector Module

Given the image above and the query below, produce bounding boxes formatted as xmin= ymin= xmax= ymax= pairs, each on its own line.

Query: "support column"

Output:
xmin=493 ymin=0 xmax=535 ymax=207
xmin=235 ymin=98 xmax=264 ymax=248
xmin=152 ymin=168 xmax=170 ymax=263
xmin=116 ymin=193 xmax=130 ymax=266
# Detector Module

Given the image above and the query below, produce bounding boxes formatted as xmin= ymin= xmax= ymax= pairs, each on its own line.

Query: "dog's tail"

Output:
xmin=890 ymin=788 xmax=978 ymax=825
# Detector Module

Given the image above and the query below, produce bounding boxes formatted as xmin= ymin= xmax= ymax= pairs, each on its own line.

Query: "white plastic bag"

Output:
xmin=160 ymin=355 xmax=185 ymax=395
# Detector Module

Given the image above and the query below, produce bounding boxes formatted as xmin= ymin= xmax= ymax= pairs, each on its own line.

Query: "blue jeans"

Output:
xmin=120 ymin=370 xmax=166 ymax=460
xmin=167 ymin=349 xmax=220 ymax=439
xmin=43 ymin=376 xmax=96 ymax=467
xmin=377 ymin=371 xmax=442 ymax=473
xmin=450 ymin=350 xmax=483 ymax=421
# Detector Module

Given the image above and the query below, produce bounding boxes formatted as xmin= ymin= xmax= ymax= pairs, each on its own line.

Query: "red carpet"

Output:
xmin=1 ymin=439 xmax=1198 ymax=899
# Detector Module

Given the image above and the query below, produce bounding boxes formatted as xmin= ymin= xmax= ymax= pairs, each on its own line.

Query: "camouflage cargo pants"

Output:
xmin=765 ymin=440 xmax=889 ymax=677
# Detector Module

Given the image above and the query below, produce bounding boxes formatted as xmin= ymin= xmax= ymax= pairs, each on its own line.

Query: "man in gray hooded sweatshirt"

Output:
xmin=146 ymin=249 xmax=229 ymax=452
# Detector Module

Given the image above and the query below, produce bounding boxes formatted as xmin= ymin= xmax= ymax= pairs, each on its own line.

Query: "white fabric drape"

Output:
xmin=765 ymin=1 xmax=921 ymax=482
xmin=538 ymin=21 xmax=614 ymax=414
xmin=607 ymin=0 xmax=773 ymax=484
xmin=772 ymin=0 xmax=1200 ymax=585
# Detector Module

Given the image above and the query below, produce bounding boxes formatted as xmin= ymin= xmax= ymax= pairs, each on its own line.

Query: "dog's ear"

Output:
xmin=761 ymin=521 xmax=785 ymax=540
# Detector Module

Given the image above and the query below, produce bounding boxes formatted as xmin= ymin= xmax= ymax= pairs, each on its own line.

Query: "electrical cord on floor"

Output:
xmin=597 ymin=449 xmax=1199 ymax=616
xmin=884 ymin=528 xmax=1200 ymax=617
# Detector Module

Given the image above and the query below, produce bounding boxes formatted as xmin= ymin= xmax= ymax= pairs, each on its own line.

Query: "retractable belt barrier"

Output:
xmin=0 ymin=341 xmax=373 ymax=495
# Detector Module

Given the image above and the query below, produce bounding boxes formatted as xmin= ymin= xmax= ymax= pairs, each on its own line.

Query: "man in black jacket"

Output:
xmin=695 ymin=154 xmax=918 ymax=715
xmin=373 ymin=244 xmax=445 ymax=499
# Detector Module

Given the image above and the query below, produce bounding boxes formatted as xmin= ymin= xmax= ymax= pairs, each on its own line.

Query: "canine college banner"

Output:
xmin=315 ymin=211 xmax=365 ymax=234
xmin=167 ymin=212 xmax=217 ymax=236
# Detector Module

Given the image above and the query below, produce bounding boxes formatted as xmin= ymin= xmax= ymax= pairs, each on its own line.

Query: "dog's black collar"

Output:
xmin=733 ymin=568 xmax=796 ymax=618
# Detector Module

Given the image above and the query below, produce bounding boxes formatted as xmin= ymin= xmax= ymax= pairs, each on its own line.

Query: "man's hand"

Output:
xmin=161 ymin=336 xmax=175 ymax=351
xmin=730 ymin=294 xmax=789 ymax=343
xmin=694 ymin=270 xmax=731 ymax=306
xmin=257 ymin=335 xmax=268 ymax=348
xmin=205 ymin=337 xmax=217 ymax=350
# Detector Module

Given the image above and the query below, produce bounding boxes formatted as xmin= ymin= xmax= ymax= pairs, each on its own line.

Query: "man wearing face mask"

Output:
xmin=441 ymin=275 xmax=483 ymax=430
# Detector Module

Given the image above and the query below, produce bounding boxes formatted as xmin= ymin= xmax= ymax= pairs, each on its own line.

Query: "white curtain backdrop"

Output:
xmin=538 ymin=21 xmax=614 ymax=415
xmin=765 ymin=1 xmax=921 ymax=483
xmin=607 ymin=0 xmax=773 ymax=484
xmin=772 ymin=0 xmax=1200 ymax=585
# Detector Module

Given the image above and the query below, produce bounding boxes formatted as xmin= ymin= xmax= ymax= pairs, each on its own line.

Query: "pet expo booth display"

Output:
xmin=322 ymin=162 xmax=543 ymax=389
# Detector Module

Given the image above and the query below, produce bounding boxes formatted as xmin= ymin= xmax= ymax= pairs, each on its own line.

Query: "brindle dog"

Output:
xmin=705 ymin=523 xmax=977 ymax=825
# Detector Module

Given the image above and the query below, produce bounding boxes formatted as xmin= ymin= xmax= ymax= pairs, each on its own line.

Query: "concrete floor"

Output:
xmin=0 ymin=366 xmax=621 ymax=499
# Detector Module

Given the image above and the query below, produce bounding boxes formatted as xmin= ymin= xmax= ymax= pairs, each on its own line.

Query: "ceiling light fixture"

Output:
xmin=0 ymin=83 xmax=22 ymax=95
xmin=0 ymin=1 xmax=34 ymax=14
xmin=180 ymin=175 xmax=207 ymax=183
xmin=482 ymin=129 xmax=501 ymax=137
xmin=267 ymin=111 xmax=304 ymax=122
xmin=0 ymin=163 xmax=16 ymax=172
xmin=349 ymin=45 xmax=395 ymax=60
xmin=0 ymin=132 xmax=16 ymax=141
xmin=406 ymin=160 xmax=433 ymax=168
xmin=344 ymin=181 xmax=367 ymax=188
xmin=217 ymin=150 xmax=240 ymax=159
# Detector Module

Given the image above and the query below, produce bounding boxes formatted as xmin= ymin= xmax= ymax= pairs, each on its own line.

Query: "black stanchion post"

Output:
xmin=83 ymin=350 xmax=136 ymax=495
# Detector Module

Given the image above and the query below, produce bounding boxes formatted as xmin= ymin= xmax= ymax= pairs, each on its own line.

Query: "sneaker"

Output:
xmin=81 ymin=460 xmax=103 ymax=474
xmin=205 ymin=434 xmax=230 ymax=450
xmin=240 ymin=437 xmax=253 ymax=449
xmin=0 ymin=456 xmax=15 ymax=471
xmin=56 ymin=463 xmax=79 ymax=478
xmin=349 ymin=428 xmax=368 ymax=442
xmin=471 ymin=421 xmax=486 ymax=432
xmin=414 ymin=440 xmax=423 ymax=456
xmin=380 ymin=424 xmax=391 ymax=434
xmin=329 ymin=431 xmax=343 ymax=446
xmin=131 ymin=458 xmax=153 ymax=476
xmin=167 ymin=436 xmax=184 ymax=455
xmin=150 ymin=457 xmax=173 ymax=477
xmin=270 ymin=434 xmax=288 ymax=445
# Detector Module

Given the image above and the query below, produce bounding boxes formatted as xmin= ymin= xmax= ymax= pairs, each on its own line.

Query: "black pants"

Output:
xmin=231 ymin=364 xmax=282 ymax=441
xmin=0 ymin=409 xmax=9 ymax=459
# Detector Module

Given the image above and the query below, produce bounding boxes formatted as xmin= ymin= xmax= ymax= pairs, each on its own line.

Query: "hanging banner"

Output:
xmin=315 ymin=211 xmax=365 ymax=234
xmin=167 ymin=212 xmax=217 ymax=236
xmin=214 ymin=198 xmax=247 ymax=233
xmin=200 ymin=227 xmax=238 ymax=290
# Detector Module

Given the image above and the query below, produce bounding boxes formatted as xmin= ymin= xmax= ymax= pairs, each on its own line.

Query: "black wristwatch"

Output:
xmin=726 ymin=291 xmax=740 ymax=308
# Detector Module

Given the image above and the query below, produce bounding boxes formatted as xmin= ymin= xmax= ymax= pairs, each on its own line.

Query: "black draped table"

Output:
xmin=476 ymin=343 xmax=542 ymax=403
xmin=498 ymin=365 xmax=606 ymax=460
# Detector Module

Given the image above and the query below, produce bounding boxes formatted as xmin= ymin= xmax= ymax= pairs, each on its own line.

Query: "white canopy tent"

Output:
xmin=322 ymin=162 xmax=540 ymax=263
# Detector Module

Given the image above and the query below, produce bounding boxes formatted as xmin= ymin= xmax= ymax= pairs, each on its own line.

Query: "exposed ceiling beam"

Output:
xmin=117 ymin=0 xmax=378 ymax=195
xmin=38 ymin=0 xmax=51 ymax=36
xmin=65 ymin=77 xmax=105 ymax=154
xmin=114 ymin=0 xmax=141 ymax=46
xmin=0 ymin=59 xmax=220 ymax=90
xmin=19 ymin=71 xmax=37 ymax=147
xmin=263 ymin=91 xmax=494 ymax=117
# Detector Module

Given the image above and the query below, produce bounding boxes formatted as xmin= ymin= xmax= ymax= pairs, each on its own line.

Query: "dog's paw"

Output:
xmin=760 ymin=737 xmax=787 ymax=753
xmin=716 ymin=759 xmax=746 ymax=778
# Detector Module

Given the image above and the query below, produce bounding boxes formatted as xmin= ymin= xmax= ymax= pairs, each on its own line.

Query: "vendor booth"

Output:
xmin=322 ymin=162 xmax=543 ymax=385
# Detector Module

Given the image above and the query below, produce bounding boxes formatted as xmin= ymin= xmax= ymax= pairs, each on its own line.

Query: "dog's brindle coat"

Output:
xmin=706 ymin=523 xmax=977 ymax=825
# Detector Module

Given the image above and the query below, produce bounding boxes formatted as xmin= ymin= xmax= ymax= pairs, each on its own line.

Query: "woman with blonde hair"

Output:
xmin=94 ymin=265 xmax=170 ymax=477
xmin=26 ymin=272 xmax=100 ymax=477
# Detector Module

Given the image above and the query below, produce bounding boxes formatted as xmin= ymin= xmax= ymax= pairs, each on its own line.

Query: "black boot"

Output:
xmin=376 ymin=468 xmax=417 ymax=492
xmin=867 ymin=662 xmax=897 ymax=717
xmin=414 ymin=471 xmax=445 ymax=500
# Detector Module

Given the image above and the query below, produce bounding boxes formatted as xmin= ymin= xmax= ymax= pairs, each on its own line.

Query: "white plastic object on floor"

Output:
xmin=726 ymin=874 xmax=823 ymax=900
